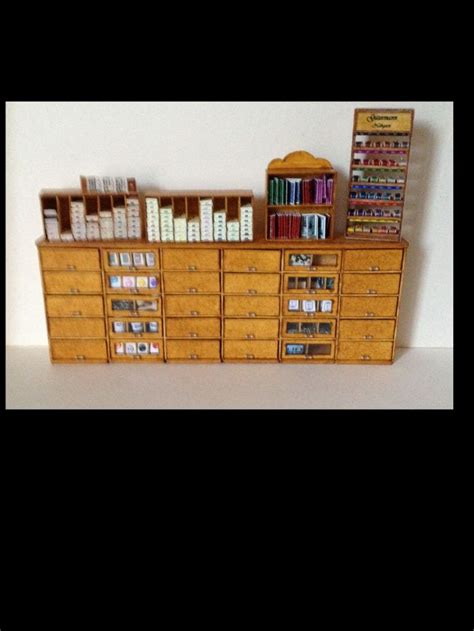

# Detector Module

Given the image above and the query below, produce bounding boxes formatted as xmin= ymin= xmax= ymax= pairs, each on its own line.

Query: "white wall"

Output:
xmin=6 ymin=101 xmax=453 ymax=347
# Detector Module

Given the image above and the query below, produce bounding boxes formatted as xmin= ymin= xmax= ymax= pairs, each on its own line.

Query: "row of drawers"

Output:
xmin=50 ymin=338 xmax=395 ymax=362
xmin=40 ymin=247 xmax=404 ymax=273
xmin=44 ymin=294 xmax=399 ymax=318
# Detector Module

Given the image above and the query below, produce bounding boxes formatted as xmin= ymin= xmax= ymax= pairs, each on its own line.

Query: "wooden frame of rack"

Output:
xmin=265 ymin=151 xmax=337 ymax=242
xmin=345 ymin=108 xmax=415 ymax=242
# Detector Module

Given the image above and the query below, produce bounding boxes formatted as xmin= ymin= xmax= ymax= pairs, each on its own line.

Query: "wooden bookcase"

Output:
xmin=345 ymin=109 xmax=415 ymax=241
xmin=265 ymin=151 xmax=337 ymax=241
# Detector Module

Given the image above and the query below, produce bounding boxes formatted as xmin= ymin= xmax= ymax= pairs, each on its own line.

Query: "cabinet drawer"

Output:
xmin=337 ymin=341 xmax=393 ymax=361
xmin=43 ymin=271 xmax=102 ymax=294
xmin=340 ymin=296 xmax=398 ymax=318
xmin=283 ymin=273 xmax=338 ymax=294
xmin=342 ymin=274 xmax=401 ymax=295
xmin=163 ymin=272 xmax=220 ymax=293
xmin=46 ymin=295 xmax=104 ymax=317
xmin=339 ymin=319 xmax=396 ymax=340
xmin=284 ymin=249 xmax=341 ymax=271
xmin=48 ymin=318 xmax=105 ymax=338
xmin=223 ymin=250 xmax=281 ymax=272
xmin=164 ymin=295 xmax=221 ymax=317
xmin=110 ymin=339 xmax=163 ymax=361
xmin=106 ymin=273 xmax=160 ymax=294
xmin=224 ymin=273 xmax=280 ymax=295
xmin=107 ymin=296 xmax=161 ymax=316
xmin=224 ymin=340 xmax=278 ymax=360
xmin=344 ymin=249 xmax=403 ymax=271
xmin=166 ymin=340 xmax=220 ymax=360
xmin=282 ymin=340 xmax=335 ymax=360
xmin=224 ymin=318 xmax=279 ymax=339
xmin=166 ymin=317 xmax=221 ymax=338
xmin=282 ymin=318 xmax=336 ymax=339
xmin=162 ymin=249 xmax=219 ymax=271
xmin=103 ymin=249 xmax=159 ymax=271
xmin=50 ymin=339 xmax=107 ymax=361
xmin=40 ymin=248 xmax=100 ymax=271
xmin=109 ymin=317 xmax=163 ymax=338
xmin=224 ymin=295 xmax=280 ymax=317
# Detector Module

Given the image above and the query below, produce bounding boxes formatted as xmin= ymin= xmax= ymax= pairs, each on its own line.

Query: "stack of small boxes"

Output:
xmin=70 ymin=200 xmax=87 ymax=241
xmin=160 ymin=206 xmax=174 ymax=241
xmin=213 ymin=210 xmax=226 ymax=241
xmin=227 ymin=219 xmax=240 ymax=241
xmin=99 ymin=210 xmax=114 ymax=240
xmin=187 ymin=217 xmax=200 ymax=242
xmin=240 ymin=203 xmax=253 ymax=241
xmin=126 ymin=197 xmax=141 ymax=239
xmin=86 ymin=214 xmax=100 ymax=240
xmin=173 ymin=215 xmax=187 ymax=242
xmin=113 ymin=203 xmax=127 ymax=239
xmin=145 ymin=197 xmax=160 ymax=242
xmin=199 ymin=199 xmax=213 ymax=242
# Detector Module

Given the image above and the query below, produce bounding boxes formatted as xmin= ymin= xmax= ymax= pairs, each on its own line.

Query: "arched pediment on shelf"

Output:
xmin=267 ymin=151 xmax=333 ymax=171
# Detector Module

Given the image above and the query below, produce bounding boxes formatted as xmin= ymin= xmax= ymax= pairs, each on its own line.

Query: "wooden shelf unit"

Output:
xmin=345 ymin=109 xmax=415 ymax=242
xmin=265 ymin=151 xmax=337 ymax=241
xmin=37 ymin=235 xmax=408 ymax=365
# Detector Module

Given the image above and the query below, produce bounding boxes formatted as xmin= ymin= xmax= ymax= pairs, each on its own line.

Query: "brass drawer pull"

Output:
xmin=134 ymin=355 xmax=142 ymax=360
xmin=188 ymin=265 xmax=197 ymax=271
xmin=248 ymin=289 xmax=257 ymax=295
xmin=310 ymin=266 xmax=317 ymax=271
xmin=246 ymin=334 xmax=255 ymax=339
xmin=189 ymin=354 xmax=199 ymax=359
xmin=134 ymin=333 xmax=143 ymax=338
xmin=131 ymin=288 xmax=140 ymax=294
xmin=190 ymin=332 xmax=198 ymax=338
xmin=364 ymin=335 xmax=373 ymax=340
xmin=246 ymin=354 xmax=255 ymax=359
xmin=366 ymin=312 xmax=375 ymax=317
xmin=188 ymin=288 xmax=197 ymax=293
xmin=69 ymin=288 xmax=80 ymax=294
xmin=75 ymin=355 xmax=86 ymax=360
xmin=361 ymin=355 xmax=371 ymax=360
xmin=67 ymin=264 xmax=76 ymax=270
xmin=370 ymin=266 xmax=380 ymax=271
xmin=248 ymin=312 xmax=256 ymax=317
xmin=305 ymin=355 xmax=312 ymax=360
xmin=129 ymin=311 xmax=139 ymax=316
xmin=306 ymin=334 xmax=315 ymax=338
xmin=248 ymin=266 xmax=257 ymax=272
xmin=309 ymin=290 xmax=316 ymax=294
xmin=367 ymin=289 xmax=377 ymax=294
xmin=190 ymin=310 xmax=200 ymax=316
xmin=71 ymin=311 xmax=82 ymax=316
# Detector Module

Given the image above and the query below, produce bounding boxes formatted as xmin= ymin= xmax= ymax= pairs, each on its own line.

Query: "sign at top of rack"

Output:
xmin=355 ymin=110 xmax=414 ymax=133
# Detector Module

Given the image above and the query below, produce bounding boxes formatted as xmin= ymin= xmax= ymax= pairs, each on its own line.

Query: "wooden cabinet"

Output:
xmin=38 ymin=238 xmax=407 ymax=364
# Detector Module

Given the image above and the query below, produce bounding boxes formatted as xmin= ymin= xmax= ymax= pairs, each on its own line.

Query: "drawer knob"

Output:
xmin=366 ymin=312 xmax=375 ymax=317
xmin=131 ymin=288 xmax=140 ymax=294
xmin=189 ymin=354 xmax=199 ymax=359
xmin=75 ymin=355 xmax=86 ymax=360
xmin=248 ymin=289 xmax=257 ymax=295
xmin=248 ymin=312 xmax=256 ymax=317
xmin=188 ymin=265 xmax=197 ymax=271
xmin=305 ymin=355 xmax=312 ymax=360
xmin=246 ymin=334 xmax=255 ymax=339
xmin=367 ymin=289 xmax=377 ymax=294
xmin=361 ymin=355 xmax=371 ymax=360
xmin=188 ymin=288 xmax=197 ymax=293
xmin=190 ymin=332 xmax=198 ymax=337
xmin=69 ymin=288 xmax=80 ymax=294
xmin=309 ymin=290 xmax=316 ymax=294
xmin=248 ymin=266 xmax=257 ymax=272
xmin=67 ymin=264 xmax=76 ymax=270
xmin=246 ymin=354 xmax=255 ymax=359
xmin=306 ymin=334 xmax=314 ymax=338
xmin=130 ymin=311 xmax=139 ymax=316
xmin=191 ymin=311 xmax=200 ymax=316
xmin=310 ymin=266 xmax=317 ymax=271
xmin=71 ymin=311 xmax=82 ymax=316
xmin=365 ymin=334 xmax=373 ymax=340
xmin=134 ymin=355 xmax=142 ymax=360
xmin=134 ymin=333 xmax=143 ymax=338
xmin=370 ymin=266 xmax=380 ymax=271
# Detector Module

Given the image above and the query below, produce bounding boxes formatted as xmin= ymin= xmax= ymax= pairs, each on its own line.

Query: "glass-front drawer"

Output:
xmin=166 ymin=340 xmax=221 ymax=360
xmin=342 ymin=273 xmax=401 ymax=295
xmin=281 ymin=340 xmax=335 ymax=360
xmin=40 ymin=248 xmax=100 ymax=271
xmin=224 ymin=273 xmax=280 ymax=295
xmin=110 ymin=339 xmax=163 ymax=361
xmin=103 ymin=249 xmax=159 ymax=271
xmin=224 ymin=318 xmax=279 ymax=339
xmin=163 ymin=272 xmax=220 ymax=294
xmin=338 ymin=319 xmax=396 ymax=340
xmin=164 ymin=295 xmax=221 ymax=317
xmin=43 ymin=271 xmax=102 ymax=294
xmin=223 ymin=250 xmax=281 ymax=272
xmin=46 ymin=295 xmax=104 ymax=317
xmin=105 ymin=273 xmax=160 ymax=294
xmin=109 ymin=317 xmax=163 ymax=338
xmin=50 ymin=339 xmax=107 ymax=361
xmin=224 ymin=295 xmax=280 ymax=317
xmin=166 ymin=317 xmax=221 ymax=338
xmin=106 ymin=295 xmax=161 ymax=316
xmin=162 ymin=249 xmax=219 ymax=271
xmin=337 ymin=341 xmax=393 ymax=362
xmin=284 ymin=250 xmax=341 ymax=271
xmin=282 ymin=318 xmax=336 ymax=338
xmin=283 ymin=273 xmax=338 ymax=294
xmin=223 ymin=340 xmax=278 ymax=360
xmin=344 ymin=249 xmax=403 ymax=272
xmin=48 ymin=317 xmax=105 ymax=338
xmin=340 ymin=296 xmax=398 ymax=318
xmin=283 ymin=297 xmax=337 ymax=316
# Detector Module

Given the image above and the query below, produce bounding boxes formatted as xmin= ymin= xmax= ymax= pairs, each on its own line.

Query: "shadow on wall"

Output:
xmin=396 ymin=122 xmax=435 ymax=347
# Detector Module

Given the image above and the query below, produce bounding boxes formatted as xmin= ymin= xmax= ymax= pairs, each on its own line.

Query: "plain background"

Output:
xmin=6 ymin=101 xmax=453 ymax=348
